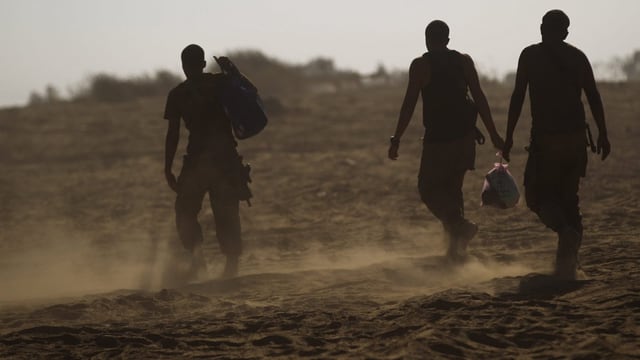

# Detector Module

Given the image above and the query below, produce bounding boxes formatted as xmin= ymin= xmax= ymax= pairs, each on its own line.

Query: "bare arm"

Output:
xmin=503 ymin=50 xmax=529 ymax=161
xmin=164 ymin=117 xmax=180 ymax=192
xmin=582 ymin=55 xmax=610 ymax=160
xmin=462 ymin=54 xmax=504 ymax=149
xmin=388 ymin=58 xmax=427 ymax=160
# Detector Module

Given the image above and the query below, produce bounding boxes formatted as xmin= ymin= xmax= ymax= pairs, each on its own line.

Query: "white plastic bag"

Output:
xmin=481 ymin=161 xmax=520 ymax=209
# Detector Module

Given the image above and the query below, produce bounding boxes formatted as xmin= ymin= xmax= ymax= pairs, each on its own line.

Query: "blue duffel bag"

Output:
xmin=214 ymin=56 xmax=268 ymax=139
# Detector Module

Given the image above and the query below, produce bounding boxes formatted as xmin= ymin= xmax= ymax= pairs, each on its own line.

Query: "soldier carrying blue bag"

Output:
xmin=163 ymin=45 xmax=264 ymax=280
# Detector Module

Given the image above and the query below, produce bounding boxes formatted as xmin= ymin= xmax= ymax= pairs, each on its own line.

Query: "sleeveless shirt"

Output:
xmin=526 ymin=42 xmax=586 ymax=135
xmin=421 ymin=50 xmax=474 ymax=143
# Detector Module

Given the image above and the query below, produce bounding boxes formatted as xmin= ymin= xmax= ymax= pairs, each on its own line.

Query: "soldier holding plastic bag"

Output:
xmin=389 ymin=20 xmax=504 ymax=261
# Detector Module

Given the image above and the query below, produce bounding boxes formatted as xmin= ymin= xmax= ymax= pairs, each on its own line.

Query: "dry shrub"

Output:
xmin=71 ymin=70 xmax=181 ymax=103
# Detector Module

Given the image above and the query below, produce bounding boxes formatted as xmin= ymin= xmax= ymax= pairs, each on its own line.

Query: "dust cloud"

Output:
xmin=0 ymin=225 xmax=171 ymax=303
xmin=0 ymin=222 xmax=533 ymax=304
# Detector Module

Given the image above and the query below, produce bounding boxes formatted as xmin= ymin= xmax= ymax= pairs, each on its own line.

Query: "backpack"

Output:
xmin=214 ymin=56 xmax=268 ymax=139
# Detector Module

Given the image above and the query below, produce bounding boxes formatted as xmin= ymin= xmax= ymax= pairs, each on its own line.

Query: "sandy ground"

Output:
xmin=0 ymin=82 xmax=638 ymax=358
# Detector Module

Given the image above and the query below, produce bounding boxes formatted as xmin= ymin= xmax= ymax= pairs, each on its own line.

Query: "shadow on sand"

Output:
xmin=517 ymin=273 xmax=592 ymax=298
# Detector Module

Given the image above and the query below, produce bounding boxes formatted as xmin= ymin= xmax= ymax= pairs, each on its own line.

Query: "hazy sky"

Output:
xmin=1 ymin=0 xmax=639 ymax=107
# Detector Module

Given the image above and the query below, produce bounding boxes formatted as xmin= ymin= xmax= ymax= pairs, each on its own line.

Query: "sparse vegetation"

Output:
xmin=28 ymin=84 xmax=62 ymax=106
xmin=23 ymin=48 xmax=640 ymax=107
xmin=209 ymin=50 xmax=363 ymax=97
xmin=621 ymin=49 xmax=640 ymax=81
xmin=71 ymin=70 xmax=182 ymax=103
xmin=25 ymin=50 xmax=367 ymax=105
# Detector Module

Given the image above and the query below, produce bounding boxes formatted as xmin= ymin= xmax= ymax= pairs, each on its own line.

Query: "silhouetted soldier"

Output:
xmin=164 ymin=44 xmax=243 ymax=278
xmin=503 ymin=10 xmax=611 ymax=279
xmin=389 ymin=20 xmax=504 ymax=260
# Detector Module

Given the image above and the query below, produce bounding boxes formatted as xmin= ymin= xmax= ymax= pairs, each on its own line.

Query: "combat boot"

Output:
xmin=446 ymin=219 xmax=478 ymax=261
xmin=554 ymin=226 xmax=581 ymax=279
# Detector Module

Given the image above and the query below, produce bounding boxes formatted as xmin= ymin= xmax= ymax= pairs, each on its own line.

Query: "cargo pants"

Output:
xmin=175 ymin=152 xmax=242 ymax=256
xmin=524 ymin=130 xmax=587 ymax=234
xmin=418 ymin=132 xmax=476 ymax=233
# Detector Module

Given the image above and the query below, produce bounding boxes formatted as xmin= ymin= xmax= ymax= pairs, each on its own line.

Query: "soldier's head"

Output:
xmin=541 ymin=10 xmax=569 ymax=43
xmin=181 ymin=44 xmax=206 ymax=79
xmin=425 ymin=20 xmax=450 ymax=51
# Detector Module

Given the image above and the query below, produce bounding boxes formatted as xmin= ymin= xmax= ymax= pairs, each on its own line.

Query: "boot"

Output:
xmin=446 ymin=219 xmax=478 ymax=261
xmin=223 ymin=255 xmax=239 ymax=279
xmin=188 ymin=244 xmax=208 ymax=280
xmin=554 ymin=226 xmax=581 ymax=279
xmin=457 ymin=220 xmax=478 ymax=254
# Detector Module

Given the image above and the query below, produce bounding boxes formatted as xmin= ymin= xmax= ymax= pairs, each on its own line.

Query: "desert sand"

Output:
xmin=0 ymin=81 xmax=638 ymax=359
